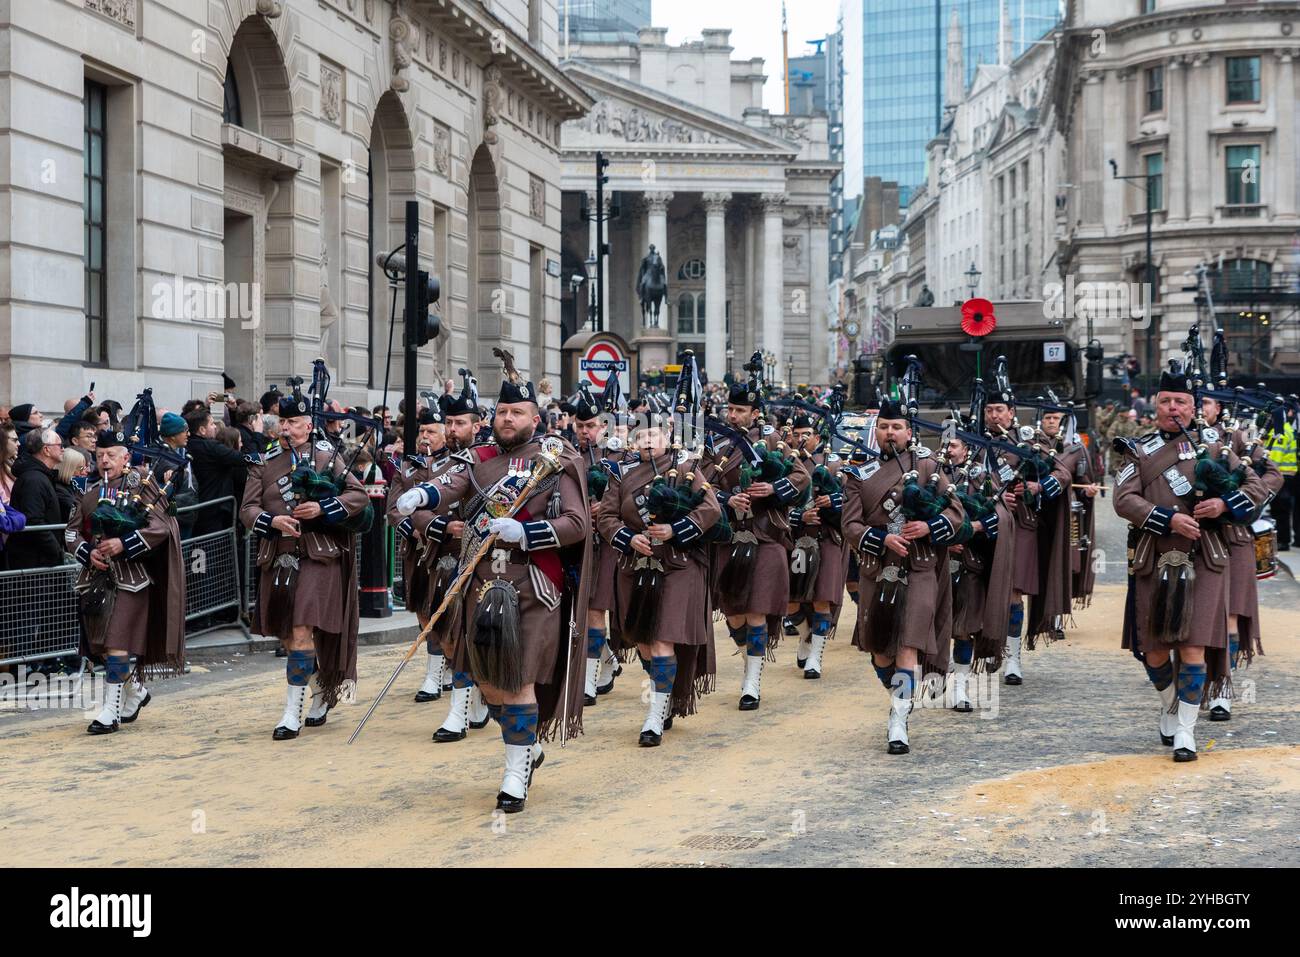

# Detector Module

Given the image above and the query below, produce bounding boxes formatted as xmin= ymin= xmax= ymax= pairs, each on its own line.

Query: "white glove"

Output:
xmin=489 ymin=516 xmax=525 ymax=545
xmin=395 ymin=487 xmax=428 ymax=516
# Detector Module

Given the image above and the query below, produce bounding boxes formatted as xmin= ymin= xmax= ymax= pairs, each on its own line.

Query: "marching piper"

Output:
xmin=842 ymin=391 xmax=965 ymax=754
xmin=597 ymin=389 xmax=721 ymax=746
xmin=239 ymin=375 xmax=371 ymax=740
xmin=66 ymin=424 xmax=186 ymax=734
xmin=1113 ymin=360 xmax=1264 ymax=761
xmin=1199 ymin=389 xmax=1283 ymax=721
xmin=398 ymin=349 xmax=591 ymax=813
xmin=784 ymin=412 xmax=847 ymax=680
xmin=704 ymin=355 xmax=811 ymax=710
xmin=564 ymin=381 xmax=626 ymax=705
xmin=385 ymin=406 xmax=456 ymax=703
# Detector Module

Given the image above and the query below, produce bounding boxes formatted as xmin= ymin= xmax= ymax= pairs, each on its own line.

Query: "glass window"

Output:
xmin=696 ymin=293 xmax=705 ymax=333
xmin=1146 ymin=65 xmax=1163 ymax=112
xmin=1225 ymin=145 xmax=1260 ymax=205
xmin=223 ymin=59 xmax=242 ymax=126
xmin=84 ymin=80 xmax=107 ymax=366
xmin=677 ymin=293 xmax=694 ymax=334
xmin=1141 ymin=0 xmax=1156 ymax=15
xmin=1226 ymin=56 xmax=1260 ymax=104
xmin=1144 ymin=153 xmax=1164 ymax=210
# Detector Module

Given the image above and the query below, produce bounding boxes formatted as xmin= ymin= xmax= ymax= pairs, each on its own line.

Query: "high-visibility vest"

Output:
xmin=1268 ymin=422 xmax=1298 ymax=475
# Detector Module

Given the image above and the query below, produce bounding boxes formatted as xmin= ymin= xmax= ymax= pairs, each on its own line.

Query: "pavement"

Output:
xmin=2 ymin=504 xmax=1296 ymax=867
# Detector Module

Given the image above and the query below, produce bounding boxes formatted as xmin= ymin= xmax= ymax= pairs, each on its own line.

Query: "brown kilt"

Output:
xmin=851 ymin=559 xmax=945 ymax=661
xmin=810 ymin=537 xmax=849 ymax=604
xmin=87 ymin=587 xmax=152 ymax=658
xmin=717 ymin=540 xmax=790 ymax=617
xmin=951 ymin=556 xmax=987 ymax=637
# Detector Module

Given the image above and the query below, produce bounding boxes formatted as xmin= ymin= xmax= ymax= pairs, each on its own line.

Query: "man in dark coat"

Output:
xmin=184 ymin=408 xmax=248 ymax=536
xmin=7 ymin=427 xmax=65 ymax=569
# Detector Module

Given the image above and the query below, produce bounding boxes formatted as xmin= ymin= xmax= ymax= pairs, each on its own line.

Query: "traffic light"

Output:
xmin=1084 ymin=338 xmax=1104 ymax=401
xmin=407 ymin=269 xmax=441 ymax=347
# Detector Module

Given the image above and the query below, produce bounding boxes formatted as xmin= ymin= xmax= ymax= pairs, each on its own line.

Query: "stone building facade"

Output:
xmin=0 ymin=0 xmax=591 ymax=413
xmin=1052 ymin=0 xmax=1300 ymax=378
xmin=558 ymin=26 xmax=838 ymax=387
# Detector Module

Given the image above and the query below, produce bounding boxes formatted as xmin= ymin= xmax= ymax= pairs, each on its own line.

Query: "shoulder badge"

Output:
xmin=1139 ymin=433 xmax=1165 ymax=456
xmin=827 ymin=453 xmax=841 ymax=463
xmin=761 ymin=425 xmax=775 ymax=436
xmin=914 ymin=446 xmax=932 ymax=459
xmin=315 ymin=440 xmax=334 ymax=453
xmin=1201 ymin=426 xmax=1219 ymax=445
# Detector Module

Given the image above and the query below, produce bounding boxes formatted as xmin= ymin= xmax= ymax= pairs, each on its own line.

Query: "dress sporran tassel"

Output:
xmin=265 ymin=553 xmax=299 ymax=641
xmin=717 ymin=530 xmax=758 ymax=606
xmin=469 ymin=579 xmax=524 ymax=692
xmin=1148 ymin=552 xmax=1194 ymax=644
xmin=623 ymin=556 xmax=664 ymax=646
xmin=78 ymin=569 xmax=117 ymax=648
xmin=789 ymin=535 xmax=820 ymax=603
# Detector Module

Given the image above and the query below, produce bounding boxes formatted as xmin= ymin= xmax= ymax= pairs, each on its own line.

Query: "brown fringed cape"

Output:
xmin=67 ymin=473 xmax=187 ymax=680
xmin=1025 ymin=440 xmax=1081 ymax=648
xmin=974 ymin=500 xmax=1017 ymax=672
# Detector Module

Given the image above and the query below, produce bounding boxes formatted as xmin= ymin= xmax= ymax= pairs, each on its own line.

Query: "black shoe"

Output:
xmin=596 ymin=664 xmax=621 ymax=696
xmin=796 ymin=657 xmax=807 ymax=670
xmin=413 ymin=689 xmax=442 ymax=703
xmin=1160 ymin=733 xmax=1174 ymax=747
xmin=1052 ymin=628 xmax=1066 ymax=643
xmin=120 ymin=690 xmax=152 ymax=724
xmin=739 ymin=695 xmax=760 ymax=711
xmin=433 ymin=726 xmax=467 ymax=742
xmin=86 ymin=719 xmax=119 ymax=735
xmin=1005 ymin=674 xmax=1023 ymax=686
xmin=272 ymin=725 xmax=299 ymax=741
xmin=1279 ymin=543 xmax=1291 ymax=552
xmin=1209 ymin=705 xmax=1231 ymax=722
xmin=442 ymin=679 xmax=454 ymax=692
xmin=804 ymin=668 xmax=821 ymax=680
xmin=274 ymin=645 xmax=288 ymax=658
xmin=583 ymin=693 xmax=597 ymax=706
xmin=783 ymin=618 xmax=799 ymax=636
xmin=495 ymin=792 xmax=526 ymax=813
xmin=638 ymin=729 xmax=662 ymax=747
xmin=1173 ymin=747 xmax=1197 ymax=762
xmin=663 ymin=716 xmax=673 ymax=731
xmin=304 ymin=709 xmax=328 ymax=728
xmin=887 ymin=740 xmax=910 ymax=755
xmin=953 ymin=700 xmax=972 ymax=713
xmin=468 ymin=715 xmax=491 ymax=730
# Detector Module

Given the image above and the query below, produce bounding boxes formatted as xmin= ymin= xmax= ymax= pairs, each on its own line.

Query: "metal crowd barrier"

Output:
xmin=0 ymin=496 xmax=249 ymax=669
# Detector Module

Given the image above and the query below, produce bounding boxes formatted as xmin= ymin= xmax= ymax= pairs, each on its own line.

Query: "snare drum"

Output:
xmin=1252 ymin=517 xmax=1277 ymax=580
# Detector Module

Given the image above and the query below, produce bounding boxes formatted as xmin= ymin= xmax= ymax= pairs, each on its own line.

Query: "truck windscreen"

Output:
xmin=887 ymin=340 xmax=1079 ymax=406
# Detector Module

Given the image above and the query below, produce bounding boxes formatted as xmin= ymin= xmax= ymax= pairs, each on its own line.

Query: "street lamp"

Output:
xmin=1110 ymin=157 xmax=1158 ymax=399
xmin=786 ymin=355 xmax=794 ymax=391
xmin=965 ymin=262 xmax=982 ymax=297
xmin=584 ymin=253 xmax=598 ymax=332
xmin=725 ymin=347 xmax=735 ymax=384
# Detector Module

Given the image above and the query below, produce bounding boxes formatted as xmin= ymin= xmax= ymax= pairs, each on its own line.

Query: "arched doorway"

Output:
xmin=468 ymin=143 xmax=502 ymax=391
xmin=367 ymin=91 xmax=417 ymax=390
xmin=221 ymin=15 xmax=299 ymax=395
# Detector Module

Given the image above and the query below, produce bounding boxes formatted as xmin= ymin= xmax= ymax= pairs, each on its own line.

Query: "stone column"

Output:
xmin=641 ymin=191 xmax=673 ymax=328
xmin=1274 ymin=49 xmax=1297 ymax=221
xmin=759 ymin=192 xmax=785 ymax=353
xmin=807 ymin=206 xmax=831 ymax=386
xmin=1186 ymin=55 xmax=1212 ymax=224
xmin=702 ymin=191 xmax=730 ymax=383
xmin=1165 ymin=57 xmax=1187 ymax=223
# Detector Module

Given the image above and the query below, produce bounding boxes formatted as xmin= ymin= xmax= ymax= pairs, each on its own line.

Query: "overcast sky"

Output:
xmin=652 ymin=0 xmax=841 ymax=114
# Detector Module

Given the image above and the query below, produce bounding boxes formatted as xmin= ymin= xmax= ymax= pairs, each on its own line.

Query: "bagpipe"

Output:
xmin=287 ymin=359 xmax=378 ymax=535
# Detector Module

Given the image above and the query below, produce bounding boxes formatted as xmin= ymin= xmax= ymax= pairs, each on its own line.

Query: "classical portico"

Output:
xmin=559 ymin=28 xmax=836 ymax=388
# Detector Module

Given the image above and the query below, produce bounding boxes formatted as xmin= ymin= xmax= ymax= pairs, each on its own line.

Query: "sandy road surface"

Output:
xmin=3 ymin=578 xmax=1296 ymax=867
